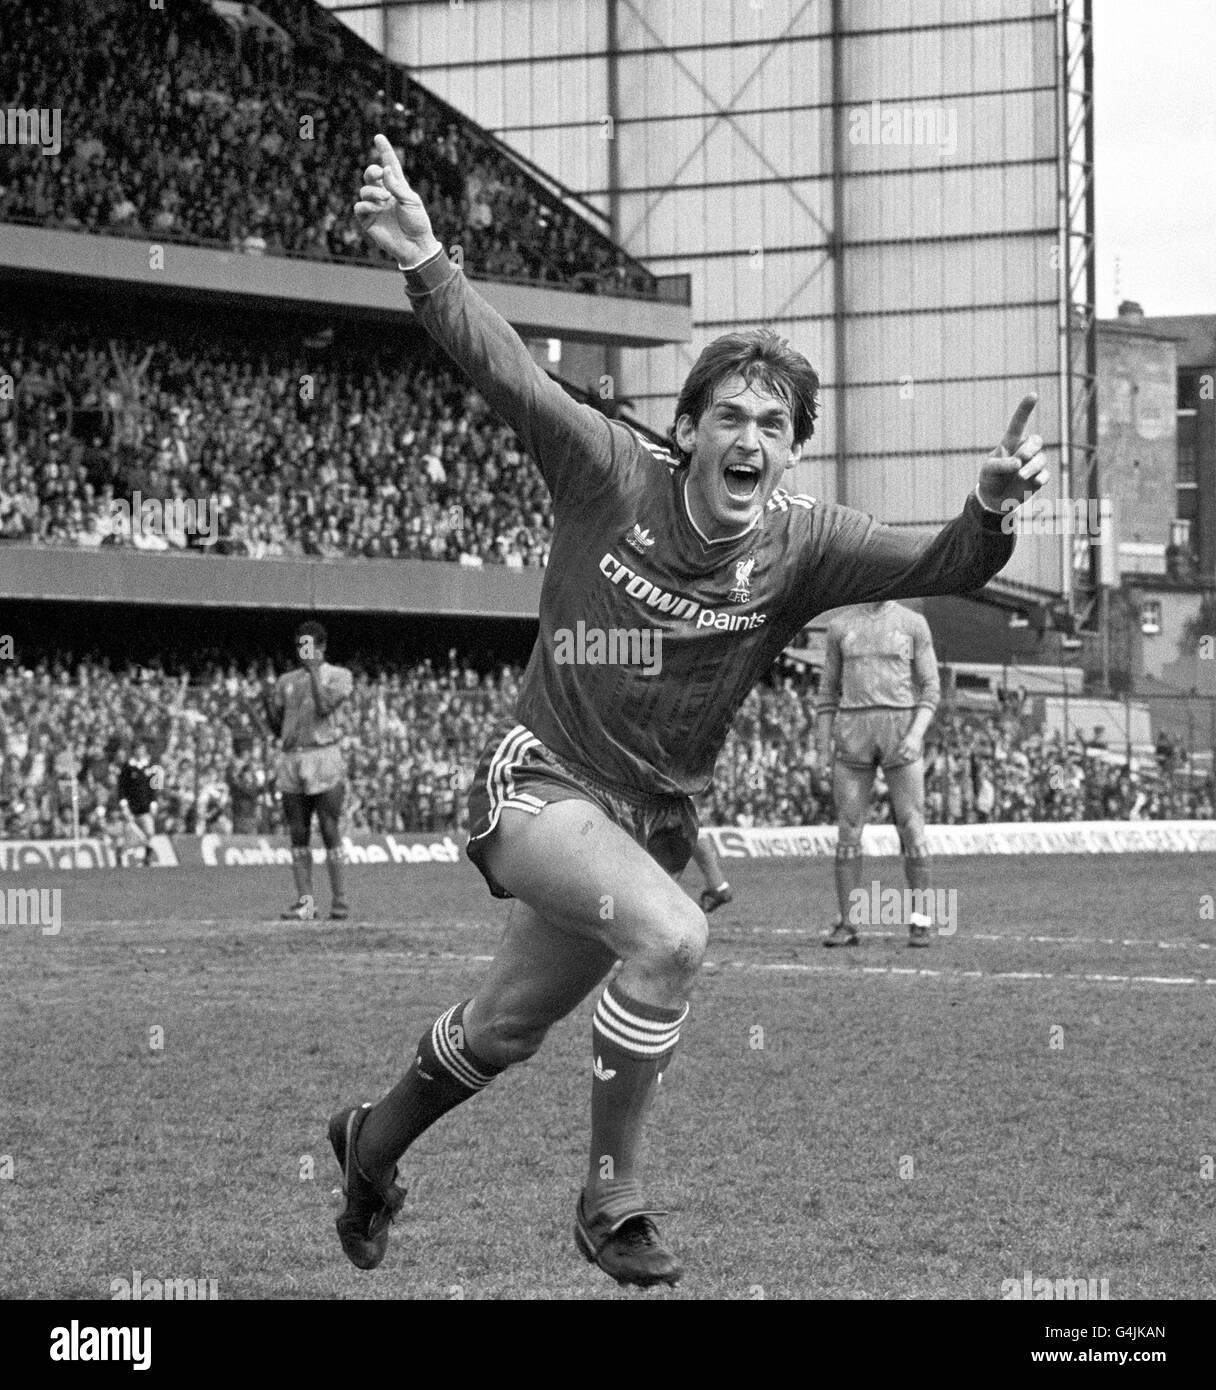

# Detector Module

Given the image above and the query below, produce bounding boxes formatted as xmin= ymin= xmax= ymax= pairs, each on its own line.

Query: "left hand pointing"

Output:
xmin=976 ymin=393 xmax=1048 ymax=512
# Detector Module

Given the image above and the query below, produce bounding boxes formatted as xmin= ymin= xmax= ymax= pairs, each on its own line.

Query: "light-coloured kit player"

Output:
xmin=268 ymin=620 xmax=354 ymax=921
xmin=329 ymin=133 xmax=1047 ymax=1289
xmin=818 ymin=601 xmax=940 ymax=947
xmin=690 ymin=830 xmax=733 ymax=913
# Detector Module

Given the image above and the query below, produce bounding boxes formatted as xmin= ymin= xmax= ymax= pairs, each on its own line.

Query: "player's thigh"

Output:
xmin=281 ymin=792 xmax=312 ymax=841
xmin=832 ymin=761 xmax=876 ymax=828
xmin=481 ymin=799 xmax=705 ymax=965
xmin=467 ymin=899 xmax=617 ymax=1044
xmin=314 ymin=783 xmax=344 ymax=842
xmin=885 ymin=758 xmax=927 ymax=825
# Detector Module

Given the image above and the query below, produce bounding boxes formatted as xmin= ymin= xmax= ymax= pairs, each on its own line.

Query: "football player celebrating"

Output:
xmin=267 ymin=621 xmax=353 ymax=921
xmin=333 ymin=133 xmax=1046 ymax=1288
xmin=818 ymin=601 xmax=940 ymax=947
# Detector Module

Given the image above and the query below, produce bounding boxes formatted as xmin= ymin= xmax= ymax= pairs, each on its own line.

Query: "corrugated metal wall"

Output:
xmin=325 ymin=0 xmax=1068 ymax=593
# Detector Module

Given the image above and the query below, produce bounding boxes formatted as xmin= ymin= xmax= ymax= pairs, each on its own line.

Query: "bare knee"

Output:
xmin=630 ymin=899 xmax=708 ymax=994
xmin=468 ymin=1006 xmax=550 ymax=1068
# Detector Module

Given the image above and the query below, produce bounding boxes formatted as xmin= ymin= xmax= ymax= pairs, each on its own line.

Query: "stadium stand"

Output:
xmin=2 ymin=656 xmax=1211 ymax=843
xmin=0 ymin=307 xmax=556 ymax=565
xmin=0 ymin=0 xmax=656 ymax=297
xmin=0 ymin=3 xmax=1202 ymax=864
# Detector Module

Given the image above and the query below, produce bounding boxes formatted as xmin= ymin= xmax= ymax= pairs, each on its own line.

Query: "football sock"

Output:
xmin=356 ymin=1000 xmax=502 ymax=1185
xmin=834 ymin=842 xmax=863 ymax=921
xmin=903 ymin=844 xmax=932 ymax=921
xmin=290 ymin=846 xmax=313 ymax=902
xmin=585 ymin=979 xmax=687 ymax=1220
xmin=324 ymin=845 xmax=347 ymax=905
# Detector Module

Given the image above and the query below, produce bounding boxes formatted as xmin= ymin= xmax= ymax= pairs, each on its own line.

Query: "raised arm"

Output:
xmin=805 ymin=395 xmax=1046 ymax=612
xmin=354 ymin=133 xmax=615 ymax=500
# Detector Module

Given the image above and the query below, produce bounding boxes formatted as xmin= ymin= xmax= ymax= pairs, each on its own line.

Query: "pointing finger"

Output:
xmin=373 ymin=133 xmax=403 ymax=178
xmin=1000 ymin=393 xmax=1038 ymax=454
xmin=372 ymin=134 xmax=409 ymax=198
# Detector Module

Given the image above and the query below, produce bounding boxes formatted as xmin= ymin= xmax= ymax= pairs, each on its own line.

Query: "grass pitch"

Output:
xmin=1 ymin=852 xmax=1213 ymax=1300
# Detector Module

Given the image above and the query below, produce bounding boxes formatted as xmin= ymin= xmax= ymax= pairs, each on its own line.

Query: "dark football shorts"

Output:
xmin=466 ymin=720 xmax=699 ymax=900
xmin=834 ymin=708 xmax=920 ymax=771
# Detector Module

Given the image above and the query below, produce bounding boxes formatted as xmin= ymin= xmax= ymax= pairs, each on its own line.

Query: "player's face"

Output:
xmin=677 ymin=376 xmax=802 ymax=538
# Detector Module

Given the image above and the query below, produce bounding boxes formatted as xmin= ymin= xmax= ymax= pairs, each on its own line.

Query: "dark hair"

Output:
xmin=669 ymin=328 xmax=819 ymax=460
xmin=296 ymin=619 xmax=327 ymax=650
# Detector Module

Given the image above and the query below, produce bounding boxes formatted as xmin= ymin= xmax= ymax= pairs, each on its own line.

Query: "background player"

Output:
xmin=266 ymin=620 xmax=353 ymax=921
xmin=116 ymin=739 xmax=160 ymax=868
xmin=332 ymin=133 xmax=1045 ymax=1290
xmin=689 ymin=831 xmax=733 ymax=913
xmin=817 ymin=601 xmax=940 ymax=947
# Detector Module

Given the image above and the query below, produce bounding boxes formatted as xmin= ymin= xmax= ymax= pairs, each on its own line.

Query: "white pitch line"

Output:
xmin=725 ymin=926 xmax=1214 ymax=951
xmin=348 ymin=950 xmax=1216 ymax=991
xmin=716 ymin=960 xmax=1215 ymax=987
xmin=30 ymin=932 xmax=1216 ymax=988
xmin=75 ymin=919 xmax=1214 ymax=952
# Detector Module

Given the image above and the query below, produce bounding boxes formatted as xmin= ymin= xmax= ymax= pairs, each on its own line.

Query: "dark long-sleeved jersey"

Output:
xmin=404 ymin=251 xmax=1014 ymax=798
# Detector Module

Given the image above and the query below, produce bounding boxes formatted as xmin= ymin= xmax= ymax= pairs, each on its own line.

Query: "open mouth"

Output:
xmin=723 ymin=462 xmax=761 ymax=501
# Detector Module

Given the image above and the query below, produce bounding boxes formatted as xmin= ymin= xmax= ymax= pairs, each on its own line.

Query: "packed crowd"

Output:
xmin=0 ymin=655 xmax=510 ymax=841
xmin=0 ymin=316 xmax=554 ymax=565
xmin=699 ymin=686 xmax=1214 ymax=826
xmin=1 ymin=657 xmax=1211 ymax=844
xmin=0 ymin=0 xmax=654 ymax=297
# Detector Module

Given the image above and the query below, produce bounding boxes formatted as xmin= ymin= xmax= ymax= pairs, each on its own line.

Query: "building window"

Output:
xmin=1177 ymin=412 xmax=1198 ymax=485
xmin=1178 ymin=370 xmax=1202 ymax=411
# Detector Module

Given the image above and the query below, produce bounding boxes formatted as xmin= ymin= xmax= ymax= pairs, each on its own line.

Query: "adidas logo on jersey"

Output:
xmin=766 ymin=488 xmax=816 ymax=513
xmin=624 ymin=523 xmax=655 ymax=553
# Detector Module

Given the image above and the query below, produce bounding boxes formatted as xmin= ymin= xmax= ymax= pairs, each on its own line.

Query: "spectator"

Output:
xmin=1 ymin=652 xmax=1210 ymax=838
xmin=0 ymin=0 xmax=656 ymax=299
xmin=0 ymin=314 xmax=555 ymax=567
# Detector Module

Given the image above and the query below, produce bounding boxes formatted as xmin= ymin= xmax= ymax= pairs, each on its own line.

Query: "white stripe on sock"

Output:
xmin=430 ymin=1005 xmax=494 ymax=1090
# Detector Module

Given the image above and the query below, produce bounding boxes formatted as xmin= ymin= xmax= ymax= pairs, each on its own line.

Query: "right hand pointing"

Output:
xmin=355 ymin=133 xmax=443 ymax=268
